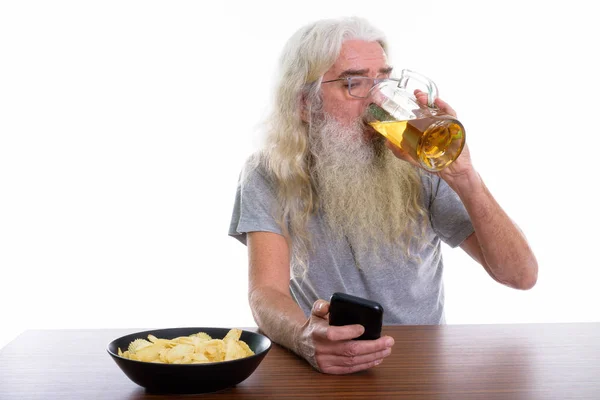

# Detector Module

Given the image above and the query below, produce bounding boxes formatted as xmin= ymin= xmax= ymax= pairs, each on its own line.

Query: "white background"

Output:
xmin=1 ymin=0 xmax=599 ymax=350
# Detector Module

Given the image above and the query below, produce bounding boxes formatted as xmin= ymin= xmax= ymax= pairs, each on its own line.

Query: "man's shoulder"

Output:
xmin=240 ymin=151 xmax=275 ymax=188
xmin=416 ymin=169 xmax=440 ymax=196
xmin=240 ymin=151 xmax=261 ymax=175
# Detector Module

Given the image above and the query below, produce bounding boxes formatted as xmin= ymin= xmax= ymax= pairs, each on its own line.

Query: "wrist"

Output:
xmin=291 ymin=318 xmax=308 ymax=354
xmin=291 ymin=322 xmax=303 ymax=355
xmin=443 ymin=167 xmax=483 ymax=196
xmin=293 ymin=319 xmax=319 ymax=369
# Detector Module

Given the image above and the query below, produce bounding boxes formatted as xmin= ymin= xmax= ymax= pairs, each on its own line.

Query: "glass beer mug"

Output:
xmin=366 ymin=69 xmax=466 ymax=172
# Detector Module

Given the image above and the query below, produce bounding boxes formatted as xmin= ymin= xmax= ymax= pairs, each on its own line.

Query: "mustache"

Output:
xmin=360 ymin=107 xmax=375 ymax=128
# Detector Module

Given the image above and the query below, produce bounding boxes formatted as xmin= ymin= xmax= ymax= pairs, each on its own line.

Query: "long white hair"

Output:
xmin=253 ymin=17 xmax=425 ymax=276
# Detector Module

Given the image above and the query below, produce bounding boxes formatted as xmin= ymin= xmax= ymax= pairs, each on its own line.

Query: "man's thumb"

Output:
xmin=311 ymin=300 xmax=330 ymax=317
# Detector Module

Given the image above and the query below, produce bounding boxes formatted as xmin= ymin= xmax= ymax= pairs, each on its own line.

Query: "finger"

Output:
xmin=414 ymin=89 xmax=429 ymax=106
xmin=385 ymin=140 xmax=407 ymax=158
xmin=320 ymin=346 xmax=392 ymax=368
xmin=385 ymin=141 xmax=419 ymax=167
xmin=415 ymin=89 xmax=457 ymax=116
xmin=434 ymin=97 xmax=457 ymax=117
xmin=317 ymin=335 xmax=394 ymax=357
xmin=325 ymin=324 xmax=364 ymax=341
xmin=323 ymin=358 xmax=385 ymax=375
xmin=311 ymin=300 xmax=330 ymax=318
xmin=328 ymin=335 xmax=394 ymax=356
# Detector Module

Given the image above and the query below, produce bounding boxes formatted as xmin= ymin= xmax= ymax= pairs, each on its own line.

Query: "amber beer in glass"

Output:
xmin=367 ymin=70 xmax=465 ymax=172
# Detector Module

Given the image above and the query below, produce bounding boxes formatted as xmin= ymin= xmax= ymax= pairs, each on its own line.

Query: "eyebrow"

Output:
xmin=337 ymin=66 xmax=394 ymax=78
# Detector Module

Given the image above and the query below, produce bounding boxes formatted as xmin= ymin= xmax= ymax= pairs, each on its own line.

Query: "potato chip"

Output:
xmin=190 ymin=352 xmax=210 ymax=363
xmin=225 ymin=340 xmax=246 ymax=361
xmin=203 ymin=339 xmax=225 ymax=362
xmin=158 ymin=348 xmax=169 ymax=363
xmin=147 ymin=334 xmax=173 ymax=347
xmin=135 ymin=343 xmax=163 ymax=363
xmin=117 ymin=329 xmax=254 ymax=364
xmin=171 ymin=336 xmax=195 ymax=345
xmin=128 ymin=338 xmax=152 ymax=353
xmin=223 ymin=328 xmax=242 ymax=343
xmin=237 ymin=340 xmax=254 ymax=357
xmin=166 ymin=344 xmax=195 ymax=363
xmin=191 ymin=332 xmax=212 ymax=342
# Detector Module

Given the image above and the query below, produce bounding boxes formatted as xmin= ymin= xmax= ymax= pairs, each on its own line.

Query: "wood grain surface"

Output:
xmin=1 ymin=323 xmax=599 ymax=399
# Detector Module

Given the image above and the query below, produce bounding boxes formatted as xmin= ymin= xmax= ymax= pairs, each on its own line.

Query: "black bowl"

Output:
xmin=107 ymin=327 xmax=272 ymax=394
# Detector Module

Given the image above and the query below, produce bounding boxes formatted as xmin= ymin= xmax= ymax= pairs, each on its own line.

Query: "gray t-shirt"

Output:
xmin=228 ymin=155 xmax=474 ymax=325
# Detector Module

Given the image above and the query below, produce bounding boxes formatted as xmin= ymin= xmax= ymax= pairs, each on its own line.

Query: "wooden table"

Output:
xmin=1 ymin=324 xmax=599 ymax=399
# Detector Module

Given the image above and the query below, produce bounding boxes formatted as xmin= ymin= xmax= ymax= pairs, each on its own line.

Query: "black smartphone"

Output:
xmin=328 ymin=292 xmax=384 ymax=340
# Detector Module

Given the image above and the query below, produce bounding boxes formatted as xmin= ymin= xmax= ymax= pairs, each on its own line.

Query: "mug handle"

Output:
xmin=399 ymin=69 xmax=439 ymax=108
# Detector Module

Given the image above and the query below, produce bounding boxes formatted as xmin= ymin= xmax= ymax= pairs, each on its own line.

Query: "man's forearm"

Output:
xmin=447 ymin=169 xmax=538 ymax=289
xmin=249 ymin=286 xmax=308 ymax=354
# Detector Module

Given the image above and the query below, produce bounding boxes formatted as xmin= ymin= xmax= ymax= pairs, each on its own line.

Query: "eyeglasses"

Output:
xmin=321 ymin=76 xmax=401 ymax=99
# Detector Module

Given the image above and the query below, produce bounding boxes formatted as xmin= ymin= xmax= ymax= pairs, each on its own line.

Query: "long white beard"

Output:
xmin=309 ymin=114 xmax=423 ymax=262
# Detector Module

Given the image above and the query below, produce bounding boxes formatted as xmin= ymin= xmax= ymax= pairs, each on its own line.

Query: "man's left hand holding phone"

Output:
xmin=296 ymin=295 xmax=395 ymax=375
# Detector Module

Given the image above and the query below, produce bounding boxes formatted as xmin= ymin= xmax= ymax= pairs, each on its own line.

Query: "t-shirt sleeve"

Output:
xmin=427 ymin=174 xmax=474 ymax=248
xmin=228 ymin=158 xmax=284 ymax=246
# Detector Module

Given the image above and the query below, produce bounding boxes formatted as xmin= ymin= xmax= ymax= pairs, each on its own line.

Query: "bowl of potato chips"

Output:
xmin=107 ymin=327 xmax=271 ymax=394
